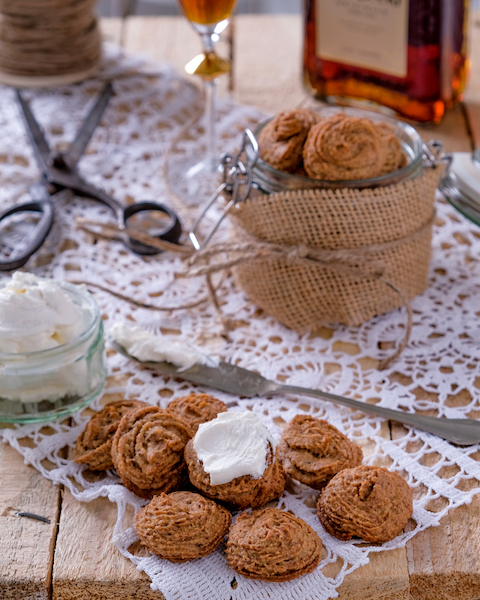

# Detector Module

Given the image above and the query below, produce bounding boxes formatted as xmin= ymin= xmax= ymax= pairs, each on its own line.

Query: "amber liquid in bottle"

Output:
xmin=177 ymin=0 xmax=236 ymax=25
xmin=303 ymin=0 xmax=469 ymax=123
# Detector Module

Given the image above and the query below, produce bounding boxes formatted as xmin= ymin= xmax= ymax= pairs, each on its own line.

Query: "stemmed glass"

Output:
xmin=173 ymin=0 xmax=237 ymax=203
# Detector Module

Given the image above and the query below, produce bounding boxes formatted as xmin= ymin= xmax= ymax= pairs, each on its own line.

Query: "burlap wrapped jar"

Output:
xmin=227 ymin=108 xmax=443 ymax=332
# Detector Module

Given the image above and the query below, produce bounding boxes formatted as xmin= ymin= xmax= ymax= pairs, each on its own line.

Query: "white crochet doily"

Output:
xmin=1 ymin=46 xmax=480 ymax=600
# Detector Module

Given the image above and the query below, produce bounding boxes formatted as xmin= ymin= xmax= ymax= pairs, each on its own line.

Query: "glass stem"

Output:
xmin=204 ymin=76 xmax=218 ymax=168
xmin=200 ymin=31 xmax=215 ymax=53
xmin=199 ymin=29 xmax=218 ymax=169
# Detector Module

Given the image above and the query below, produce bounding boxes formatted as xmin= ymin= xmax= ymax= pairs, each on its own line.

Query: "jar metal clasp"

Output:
xmin=189 ymin=129 xmax=259 ymax=250
xmin=422 ymin=139 xmax=452 ymax=170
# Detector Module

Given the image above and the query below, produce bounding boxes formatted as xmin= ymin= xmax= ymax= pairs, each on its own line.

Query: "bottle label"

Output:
xmin=315 ymin=0 xmax=409 ymax=77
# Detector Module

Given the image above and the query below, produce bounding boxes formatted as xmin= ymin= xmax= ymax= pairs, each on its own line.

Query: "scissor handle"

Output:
xmin=0 ymin=198 xmax=54 ymax=271
xmin=68 ymin=180 xmax=182 ymax=255
xmin=123 ymin=202 xmax=182 ymax=255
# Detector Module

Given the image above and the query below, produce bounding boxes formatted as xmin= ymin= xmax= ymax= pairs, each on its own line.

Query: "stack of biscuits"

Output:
xmin=73 ymin=394 xmax=413 ymax=582
xmin=258 ymin=109 xmax=407 ymax=181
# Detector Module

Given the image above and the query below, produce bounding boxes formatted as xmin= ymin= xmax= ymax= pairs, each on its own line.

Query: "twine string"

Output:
xmin=77 ymin=212 xmax=435 ymax=368
xmin=67 ymin=279 xmax=210 ymax=313
xmin=0 ymin=0 xmax=101 ymax=78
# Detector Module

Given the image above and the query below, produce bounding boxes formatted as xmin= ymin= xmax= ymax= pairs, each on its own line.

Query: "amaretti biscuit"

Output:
xmin=111 ymin=405 xmax=193 ymax=499
xmin=225 ymin=508 xmax=322 ymax=582
xmin=185 ymin=411 xmax=285 ymax=509
xmin=376 ymin=121 xmax=407 ymax=175
xmin=277 ymin=415 xmax=363 ymax=490
xmin=258 ymin=109 xmax=321 ymax=173
xmin=317 ymin=464 xmax=413 ymax=543
xmin=303 ymin=113 xmax=388 ymax=180
xmin=185 ymin=440 xmax=285 ymax=510
xmin=134 ymin=491 xmax=232 ymax=562
xmin=73 ymin=399 xmax=148 ymax=471
xmin=167 ymin=393 xmax=228 ymax=433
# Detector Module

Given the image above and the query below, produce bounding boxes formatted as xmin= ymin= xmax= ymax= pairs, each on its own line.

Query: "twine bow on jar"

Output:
xmin=76 ymin=208 xmax=435 ymax=370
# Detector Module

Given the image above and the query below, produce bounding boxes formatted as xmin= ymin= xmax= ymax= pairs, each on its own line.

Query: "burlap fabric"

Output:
xmin=230 ymin=167 xmax=442 ymax=331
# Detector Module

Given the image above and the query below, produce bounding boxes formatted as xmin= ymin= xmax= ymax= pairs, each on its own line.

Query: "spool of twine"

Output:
xmin=0 ymin=0 xmax=101 ymax=86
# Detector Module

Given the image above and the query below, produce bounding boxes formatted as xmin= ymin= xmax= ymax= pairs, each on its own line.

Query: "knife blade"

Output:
xmin=111 ymin=341 xmax=480 ymax=445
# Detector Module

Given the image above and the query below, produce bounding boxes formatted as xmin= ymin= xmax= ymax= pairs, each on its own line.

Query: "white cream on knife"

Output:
xmin=110 ymin=321 xmax=214 ymax=370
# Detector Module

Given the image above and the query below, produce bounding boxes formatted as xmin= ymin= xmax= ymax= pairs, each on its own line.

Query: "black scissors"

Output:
xmin=0 ymin=82 xmax=182 ymax=271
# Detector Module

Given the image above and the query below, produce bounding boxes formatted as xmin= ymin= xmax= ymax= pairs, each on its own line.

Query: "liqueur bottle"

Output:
xmin=303 ymin=0 xmax=470 ymax=123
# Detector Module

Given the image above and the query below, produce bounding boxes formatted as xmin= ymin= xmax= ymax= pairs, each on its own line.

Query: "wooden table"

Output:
xmin=2 ymin=13 xmax=480 ymax=600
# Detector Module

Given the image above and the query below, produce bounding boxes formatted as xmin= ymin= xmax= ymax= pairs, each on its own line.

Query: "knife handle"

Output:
xmin=272 ymin=384 xmax=480 ymax=446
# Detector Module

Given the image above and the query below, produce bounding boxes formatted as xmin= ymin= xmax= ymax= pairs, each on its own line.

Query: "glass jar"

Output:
xmin=217 ymin=108 xmax=444 ymax=335
xmin=0 ymin=282 xmax=106 ymax=424
xmin=246 ymin=106 xmax=426 ymax=194
xmin=303 ymin=0 xmax=470 ymax=124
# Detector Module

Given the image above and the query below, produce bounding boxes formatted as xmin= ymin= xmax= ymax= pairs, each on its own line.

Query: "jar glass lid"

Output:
xmin=439 ymin=150 xmax=480 ymax=226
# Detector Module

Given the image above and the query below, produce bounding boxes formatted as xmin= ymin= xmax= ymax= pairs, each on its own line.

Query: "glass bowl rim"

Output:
xmin=0 ymin=280 xmax=100 ymax=361
xmin=247 ymin=106 xmax=424 ymax=189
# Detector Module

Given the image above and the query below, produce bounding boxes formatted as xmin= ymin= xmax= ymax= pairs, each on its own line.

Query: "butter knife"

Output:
xmin=112 ymin=341 xmax=480 ymax=446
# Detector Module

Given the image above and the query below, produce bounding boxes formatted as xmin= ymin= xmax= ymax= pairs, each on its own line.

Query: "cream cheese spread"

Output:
xmin=0 ymin=272 xmax=84 ymax=354
xmin=0 ymin=272 xmax=97 ymax=404
xmin=110 ymin=321 xmax=211 ymax=370
xmin=193 ymin=411 xmax=275 ymax=485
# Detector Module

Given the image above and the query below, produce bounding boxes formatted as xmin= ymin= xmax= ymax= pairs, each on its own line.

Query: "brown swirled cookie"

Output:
xmin=251 ymin=458 xmax=286 ymax=508
xmin=73 ymin=399 xmax=148 ymax=471
xmin=226 ymin=508 xmax=322 ymax=582
xmin=167 ymin=393 xmax=228 ymax=433
xmin=111 ymin=406 xmax=193 ymax=499
xmin=317 ymin=465 xmax=413 ymax=543
xmin=134 ymin=491 xmax=232 ymax=562
xmin=277 ymin=415 xmax=363 ymax=490
xmin=303 ymin=113 xmax=388 ymax=180
xmin=258 ymin=109 xmax=321 ymax=173
xmin=185 ymin=440 xmax=285 ymax=510
xmin=376 ymin=122 xmax=407 ymax=174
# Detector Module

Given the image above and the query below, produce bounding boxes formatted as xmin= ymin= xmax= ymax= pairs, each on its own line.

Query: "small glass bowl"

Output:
xmin=0 ymin=282 xmax=106 ymax=424
xmin=246 ymin=106 xmax=424 ymax=194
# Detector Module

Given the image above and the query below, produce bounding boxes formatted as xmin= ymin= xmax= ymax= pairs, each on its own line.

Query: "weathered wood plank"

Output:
xmin=51 ymin=384 xmax=161 ymax=600
xmin=98 ymin=16 xmax=123 ymax=48
xmin=416 ymin=103 xmax=472 ymax=153
xmin=52 ymin=491 xmax=162 ymax=600
xmin=0 ymin=439 xmax=61 ymax=600
xmin=407 ymin=494 xmax=480 ymax=600
xmin=334 ymin=549 xmax=411 ymax=600
xmin=232 ymin=14 xmax=308 ymax=113
xmin=122 ymin=15 xmax=203 ymax=74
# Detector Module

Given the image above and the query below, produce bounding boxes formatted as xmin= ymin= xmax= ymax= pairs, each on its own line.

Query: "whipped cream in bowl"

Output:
xmin=0 ymin=272 xmax=107 ymax=423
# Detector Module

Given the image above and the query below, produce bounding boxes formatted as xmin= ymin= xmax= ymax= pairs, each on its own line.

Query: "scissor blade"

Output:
xmin=16 ymin=90 xmax=52 ymax=175
xmin=66 ymin=82 xmax=113 ymax=168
